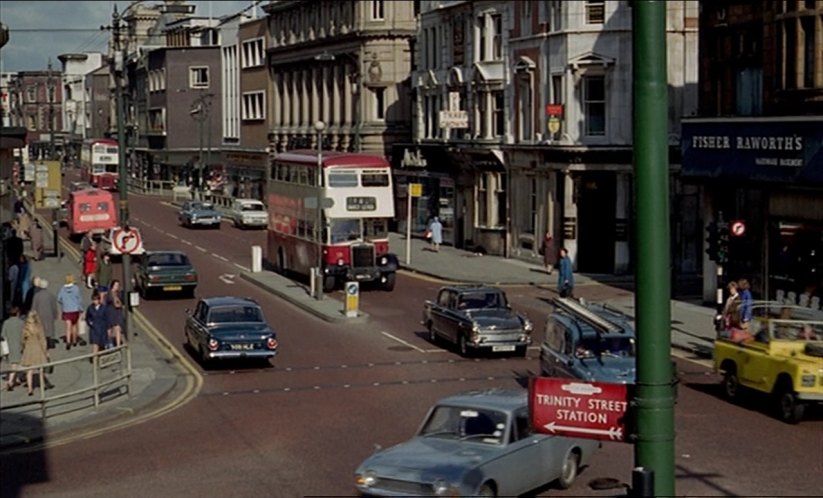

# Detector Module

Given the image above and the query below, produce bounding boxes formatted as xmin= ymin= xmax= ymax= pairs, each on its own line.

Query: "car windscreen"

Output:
xmin=241 ymin=203 xmax=265 ymax=212
xmin=458 ymin=292 xmax=507 ymax=309
xmin=208 ymin=305 xmax=264 ymax=323
xmin=419 ymin=405 xmax=507 ymax=444
xmin=146 ymin=253 xmax=190 ymax=266
xmin=192 ymin=202 xmax=214 ymax=210
xmin=576 ymin=336 xmax=636 ymax=358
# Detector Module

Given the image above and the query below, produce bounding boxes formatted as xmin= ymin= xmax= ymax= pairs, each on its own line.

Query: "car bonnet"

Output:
xmin=359 ymin=437 xmax=501 ymax=480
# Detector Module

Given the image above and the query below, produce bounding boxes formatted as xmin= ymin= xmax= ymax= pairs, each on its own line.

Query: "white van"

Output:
xmin=228 ymin=198 xmax=268 ymax=229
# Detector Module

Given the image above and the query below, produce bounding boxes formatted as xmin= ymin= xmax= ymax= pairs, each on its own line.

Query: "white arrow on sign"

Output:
xmin=219 ymin=273 xmax=236 ymax=284
xmin=544 ymin=422 xmax=623 ymax=440
xmin=561 ymin=382 xmax=603 ymax=396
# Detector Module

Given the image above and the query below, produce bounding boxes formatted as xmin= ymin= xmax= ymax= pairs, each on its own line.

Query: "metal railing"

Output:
xmin=0 ymin=345 xmax=132 ymax=420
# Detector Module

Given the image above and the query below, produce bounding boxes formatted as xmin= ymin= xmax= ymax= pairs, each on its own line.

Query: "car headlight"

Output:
xmin=524 ymin=320 xmax=534 ymax=332
xmin=380 ymin=256 xmax=388 ymax=265
xmin=433 ymin=479 xmax=459 ymax=496
xmin=355 ymin=470 xmax=377 ymax=488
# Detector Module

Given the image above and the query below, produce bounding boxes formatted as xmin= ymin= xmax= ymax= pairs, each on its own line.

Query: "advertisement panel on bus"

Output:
xmin=266 ymin=150 xmax=398 ymax=292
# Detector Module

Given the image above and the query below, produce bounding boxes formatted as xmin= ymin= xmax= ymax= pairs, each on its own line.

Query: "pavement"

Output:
xmin=1 ymin=196 xmax=718 ymax=452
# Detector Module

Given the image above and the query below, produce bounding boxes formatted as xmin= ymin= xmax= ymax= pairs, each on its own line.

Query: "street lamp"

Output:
xmin=189 ymin=92 xmax=214 ymax=199
xmin=312 ymin=120 xmax=326 ymax=300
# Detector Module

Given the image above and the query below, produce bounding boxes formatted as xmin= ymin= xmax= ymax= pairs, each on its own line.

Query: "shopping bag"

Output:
xmin=0 ymin=338 xmax=9 ymax=357
xmin=78 ymin=316 xmax=88 ymax=337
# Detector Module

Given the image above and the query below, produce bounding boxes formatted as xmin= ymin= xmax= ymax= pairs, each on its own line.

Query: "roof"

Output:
xmin=274 ymin=150 xmax=390 ymax=169
xmin=552 ymin=302 xmax=635 ymax=338
xmin=437 ymin=389 xmax=526 ymax=413
xmin=200 ymin=296 xmax=260 ymax=307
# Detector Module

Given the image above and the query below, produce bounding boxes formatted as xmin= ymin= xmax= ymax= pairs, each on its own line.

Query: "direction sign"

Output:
xmin=529 ymin=377 xmax=629 ymax=442
xmin=112 ymin=227 xmax=142 ymax=255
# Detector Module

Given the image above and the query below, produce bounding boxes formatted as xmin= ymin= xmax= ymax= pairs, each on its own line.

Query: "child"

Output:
xmin=83 ymin=244 xmax=97 ymax=289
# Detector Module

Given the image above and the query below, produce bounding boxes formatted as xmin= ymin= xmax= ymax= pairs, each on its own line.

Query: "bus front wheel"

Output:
xmin=323 ymin=275 xmax=336 ymax=293
xmin=382 ymin=272 xmax=396 ymax=291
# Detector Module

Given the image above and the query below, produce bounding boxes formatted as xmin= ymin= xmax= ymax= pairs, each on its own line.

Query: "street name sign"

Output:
xmin=529 ymin=376 xmax=629 ymax=442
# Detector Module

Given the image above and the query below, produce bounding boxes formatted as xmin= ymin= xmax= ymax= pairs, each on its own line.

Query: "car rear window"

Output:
xmin=147 ymin=253 xmax=190 ymax=266
xmin=208 ymin=305 xmax=264 ymax=323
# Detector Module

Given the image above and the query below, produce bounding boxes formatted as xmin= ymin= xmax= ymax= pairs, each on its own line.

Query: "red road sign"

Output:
xmin=545 ymin=104 xmax=564 ymax=117
xmin=730 ymin=220 xmax=746 ymax=237
xmin=529 ymin=377 xmax=629 ymax=442
xmin=112 ymin=227 xmax=142 ymax=254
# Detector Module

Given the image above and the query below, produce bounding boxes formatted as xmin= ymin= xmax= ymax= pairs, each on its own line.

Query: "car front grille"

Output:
xmin=481 ymin=328 xmax=525 ymax=341
xmin=372 ymin=478 xmax=432 ymax=496
xmin=352 ymin=244 xmax=374 ymax=268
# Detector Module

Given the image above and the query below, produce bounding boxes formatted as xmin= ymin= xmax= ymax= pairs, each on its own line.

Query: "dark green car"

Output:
xmin=134 ymin=250 xmax=197 ymax=299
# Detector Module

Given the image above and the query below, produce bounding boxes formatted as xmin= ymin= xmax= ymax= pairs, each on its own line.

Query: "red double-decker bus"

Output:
xmin=80 ymin=138 xmax=119 ymax=190
xmin=267 ymin=150 xmax=398 ymax=291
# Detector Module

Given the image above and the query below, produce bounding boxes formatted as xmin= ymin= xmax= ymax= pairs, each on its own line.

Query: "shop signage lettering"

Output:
xmin=691 ymin=134 xmax=804 ymax=153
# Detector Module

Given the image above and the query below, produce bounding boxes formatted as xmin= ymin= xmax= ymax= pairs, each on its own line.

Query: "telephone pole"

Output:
xmin=103 ymin=5 xmax=132 ymax=337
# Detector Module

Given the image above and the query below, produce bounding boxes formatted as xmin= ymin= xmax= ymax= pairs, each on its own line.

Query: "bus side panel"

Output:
xmin=267 ymin=230 xmax=315 ymax=277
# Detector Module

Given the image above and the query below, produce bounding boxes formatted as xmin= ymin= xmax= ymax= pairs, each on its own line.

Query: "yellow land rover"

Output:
xmin=713 ymin=303 xmax=823 ymax=424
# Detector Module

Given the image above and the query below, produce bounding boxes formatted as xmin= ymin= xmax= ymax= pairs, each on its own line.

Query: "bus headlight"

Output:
xmin=379 ymin=256 xmax=388 ymax=265
xmin=337 ymin=258 xmax=345 ymax=266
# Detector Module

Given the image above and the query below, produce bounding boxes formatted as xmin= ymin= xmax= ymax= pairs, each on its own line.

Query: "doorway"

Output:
xmin=576 ymin=172 xmax=616 ymax=273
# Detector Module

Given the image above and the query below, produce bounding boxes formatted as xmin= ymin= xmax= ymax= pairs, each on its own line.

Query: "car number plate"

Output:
xmin=492 ymin=345 xmax=516 ymax=352
xmin=230 ymin=344 xmax=254 ymax=351
xmin=163 ymin=285 xmax=182 ymax=291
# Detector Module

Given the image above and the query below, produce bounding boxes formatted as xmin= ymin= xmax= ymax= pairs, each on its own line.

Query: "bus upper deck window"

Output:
xmin=328 ymin=172 xmax=358 ymax=187
xmin=97 ymin=202 xmax=109 ymax=211
xmin=362 ymin=173 xmax=389 ymax=187
xmin=79 ymin=203 xmax=91 ymax=212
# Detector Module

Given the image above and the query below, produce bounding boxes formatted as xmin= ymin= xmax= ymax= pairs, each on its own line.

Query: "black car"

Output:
xmin=422 ymin=285 xmax=533 ymax=356
xmin=133 ymin=250 xmax=197 ymax=299
xmin=184 ymin=296 xmax=279 ymax=365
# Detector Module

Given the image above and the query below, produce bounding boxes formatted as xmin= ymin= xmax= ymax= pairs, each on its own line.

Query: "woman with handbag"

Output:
xmin=20 ymin=310 xmax=53 ymax=396
xmin=2 ymin=305 xmax=25 ymax=391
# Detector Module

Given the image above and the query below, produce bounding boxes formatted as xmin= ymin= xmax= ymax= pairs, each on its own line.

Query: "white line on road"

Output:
xmin=234 ymin=263 xmax=250 ymax=272
xmin=213 ymin=254 xmax=229 ymax=262
xmin=195 ymin=245 xmax=207 ymax=252
xmin=380 ymin=331 xmax=426 ymax=353
xmin=181 ymin=239 xmax=192 ymax=245
xmin=167 ymin=233 xmax=179 ymax=240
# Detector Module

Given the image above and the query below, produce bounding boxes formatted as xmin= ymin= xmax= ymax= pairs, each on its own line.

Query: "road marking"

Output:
xmin=213 ymin=253 xmax=229 ymax=262
xmin=234 ymin=263 xmax=250 ymax=272
xmin=219 ymin=274 xmax=236 ymax=285
xmin=195 ymin=245 xmax=207 ymax=252
xmin=167 ymin=233 xmax=179 ymax=240
xmin=181 ymin=239 xmax=192 ymax=245
xmin=380 ymin=331 xmax=426 ymax=353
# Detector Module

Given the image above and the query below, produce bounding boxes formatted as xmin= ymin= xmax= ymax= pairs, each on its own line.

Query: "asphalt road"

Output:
xmin=2 ymin=174 xmax=821 ymax=497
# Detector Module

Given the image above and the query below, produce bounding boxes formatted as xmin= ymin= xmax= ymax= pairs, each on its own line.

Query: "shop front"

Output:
xmin=681 ymin=117 xmax=823 ymax=306
xmin=223 ymin=150 xmax=267 ymax=201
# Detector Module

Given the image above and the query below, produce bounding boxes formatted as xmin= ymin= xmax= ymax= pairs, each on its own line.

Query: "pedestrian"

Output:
xmin=57 ymin=273 xmax=85 ymax=350
xmin=543 ymin=232 xmax=557 ymax=275
xmin=16 ymin=209 xmax=31 ymax=241
xmin=1 ymin=306 xmax=25 ymax=391
xmin=738 ymin=278 xmax=753 ymax=330
xmin=428 ymin=216 xmax=443 ymax=252
xmin=85 ymin=289 xmax=109 ymax=356
xmin=30 ymin=277 xmax=60 ymax=349
xmin=107 ymin=279 xmax=125 ymax=347
xmin=83 ymin=244 xmax=97 ymax=289
xmin=20 ymin=310 xmax=53 ymax=395
xmin=8 ymin=254 xmax=31 ymax=310
xmin=557 ymin=247 xmax=575 ymax=298
xmin=95 ymin=252 xmax=113 ymax=290
xmin=80 ymin=231 xmax=95 ymax=254
xmin=2 ymin=221 xmax=24 ymax=268
xmin=29 ymin=219 xmax=44 ymax=261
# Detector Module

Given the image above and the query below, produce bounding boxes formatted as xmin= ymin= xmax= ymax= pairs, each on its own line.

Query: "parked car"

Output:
xmin=227 ymin=198 xmax=268 ymax=229
xmin=422 ymin=285 xmax=533 ymax=356
xmin=184 ymin=296 xmax=278 ymax=366
xmin=178 ymin=200 xmax=222 ymax=229
xmin=714 ymin=302 xmax=823 ymax=424
xmin=539 ymin=297 xmax=636 ymax=384
xmin=133 ymin=250 xmax=197 ymax=299
xmin=354 ymin=388 xmax=599 ymax=497
xmin=100 ymin=226 xmax=145 ymax=258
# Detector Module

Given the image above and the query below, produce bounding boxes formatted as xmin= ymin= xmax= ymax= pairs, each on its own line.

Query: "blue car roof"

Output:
xmin=201 ymin=296 xmax=260 ymax=307
xmin=436 ymin=388 xmax=526 ymax=413
xmin=552 ymin=303 xmax=635 ymax=339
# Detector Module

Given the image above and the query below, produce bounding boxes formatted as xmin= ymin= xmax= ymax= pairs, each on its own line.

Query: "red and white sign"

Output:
xmin=529 ymin=377 xmax=629 ymax=442
xmin=730 ymin=220 xmax=746 ymax=237
xmin=112 ymin=227 xmax=142 ymax=254
xmin=545 ymin=104 xmax=564 ymax=117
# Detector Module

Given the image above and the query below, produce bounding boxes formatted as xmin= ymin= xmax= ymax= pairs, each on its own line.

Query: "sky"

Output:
xmin=0 ymin=1 xmax=257 ymax=73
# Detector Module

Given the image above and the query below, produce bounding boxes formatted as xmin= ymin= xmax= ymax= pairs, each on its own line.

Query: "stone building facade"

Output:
xmin=263 ymin=0 xmax=416 ymax=157
xmin=401 ymin=0 xmax=699 ymax=278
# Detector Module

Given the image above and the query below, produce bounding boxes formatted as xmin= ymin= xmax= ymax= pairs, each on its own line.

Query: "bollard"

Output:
xmin=251 ymin=245 xmax=262 ymax=273
xmin=631 ymin=466 xmax=654 ymax=498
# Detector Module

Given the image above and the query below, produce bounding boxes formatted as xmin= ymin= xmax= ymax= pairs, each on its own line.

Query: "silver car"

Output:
xmin=228 ymin=198 xmax=268 ymax=229
xmin=354 ymin=388 xmax=599 ymax=497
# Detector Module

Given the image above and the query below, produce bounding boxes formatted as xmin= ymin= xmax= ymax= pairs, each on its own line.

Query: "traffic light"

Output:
xmin=705 ymin=221 xmax=719 ymax=261
xmin=717 ymin=222 xmax=730 ymax=265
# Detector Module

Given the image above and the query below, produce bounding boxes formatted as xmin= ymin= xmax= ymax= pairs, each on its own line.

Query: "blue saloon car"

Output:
xmin=184 ymin=296 xmax=279 ymax=366
xmin=539 ymin=297 xmax=636 ymax=384
xmin=354 ymin=388 xmax=599 ymax=497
